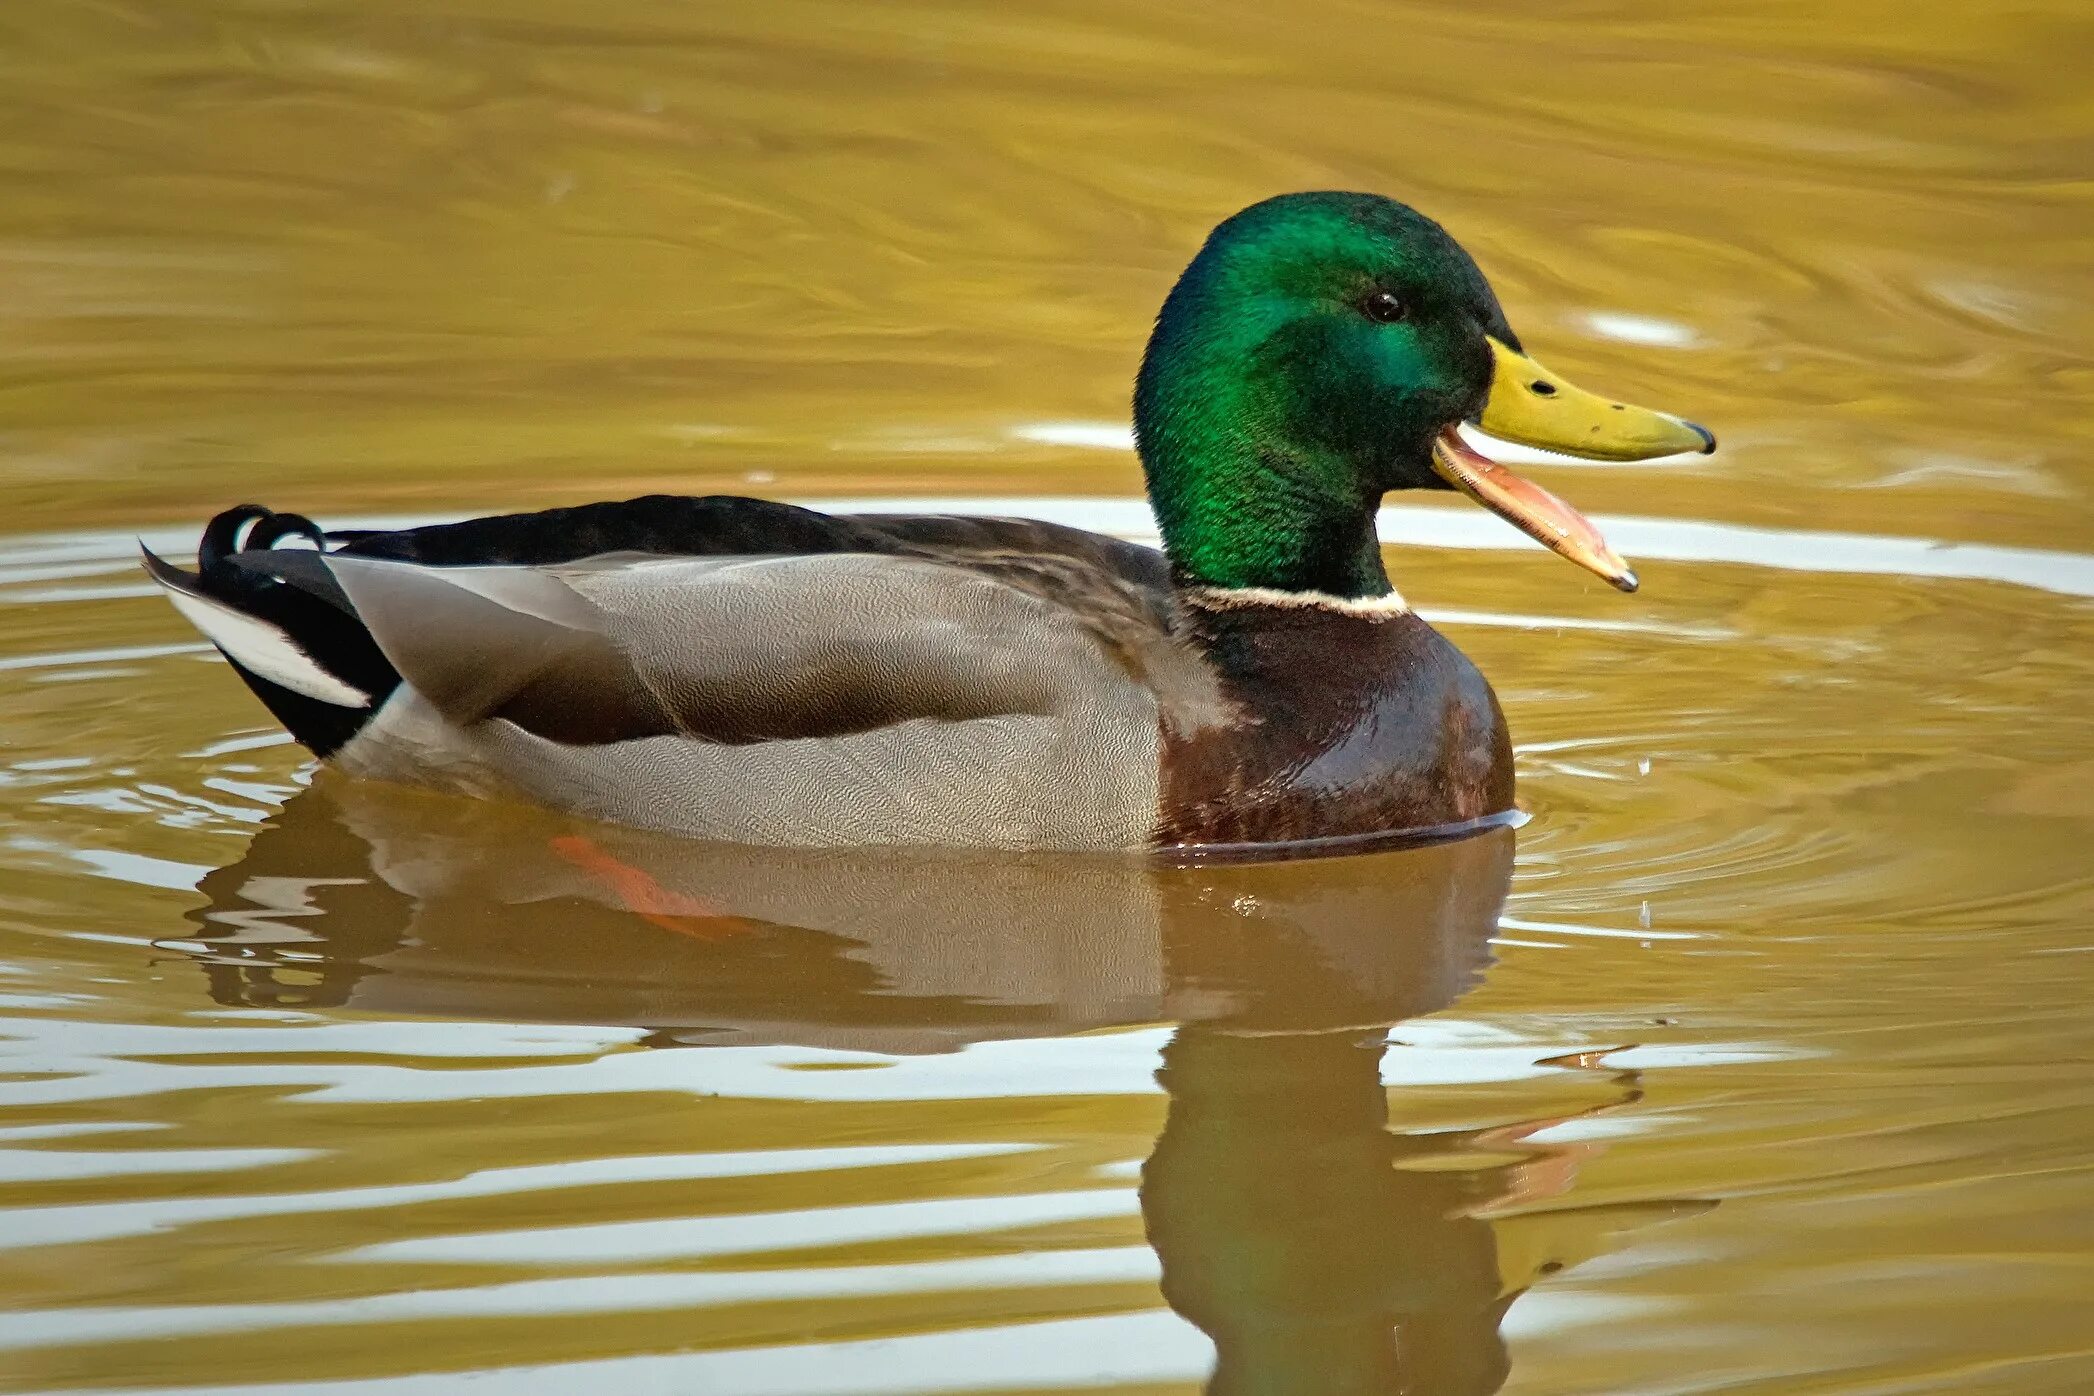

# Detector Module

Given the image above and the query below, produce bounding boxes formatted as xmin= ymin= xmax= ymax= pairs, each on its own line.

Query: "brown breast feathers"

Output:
xmin=1155 ymin=594 xmax=1514 ymax=852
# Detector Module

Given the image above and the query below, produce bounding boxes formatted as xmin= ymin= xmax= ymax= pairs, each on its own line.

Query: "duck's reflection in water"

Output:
xmin=166 ymin=782 xmax=1703 ymax=1394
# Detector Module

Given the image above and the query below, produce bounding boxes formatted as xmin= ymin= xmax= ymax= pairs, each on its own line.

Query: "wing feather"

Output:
xmin=323 ymin=551 xmax=1165 ymax=747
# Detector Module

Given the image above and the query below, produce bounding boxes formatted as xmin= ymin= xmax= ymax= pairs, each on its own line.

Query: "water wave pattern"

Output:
xmin=3 ymin=0 xmax=2093 ymax=1385
xmin=2 ymin=1 xmax=2091 ymax=558
xmin=2 ymin=487 xmax=2091 ymax=1394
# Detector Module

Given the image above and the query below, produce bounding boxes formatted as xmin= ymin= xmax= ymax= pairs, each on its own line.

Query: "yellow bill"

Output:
xmin=1429 ymin=337 xmax=1715 ymax=593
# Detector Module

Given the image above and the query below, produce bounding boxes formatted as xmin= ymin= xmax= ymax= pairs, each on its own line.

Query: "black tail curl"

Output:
xmin=153 ymin=504 xmax=401 ymax=759
xmin=198 ymin=504 xmax=329 ymax=572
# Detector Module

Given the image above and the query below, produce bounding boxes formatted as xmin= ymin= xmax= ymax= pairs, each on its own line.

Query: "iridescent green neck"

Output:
xmin=1139 ymin=435 xmax=1391 ymax=599
xmin=1134 ymin=301 xmax=1392 ymax=600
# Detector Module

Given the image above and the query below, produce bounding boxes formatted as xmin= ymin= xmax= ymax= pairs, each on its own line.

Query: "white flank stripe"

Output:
xmin=159 ymin=586 xmax=369 ymax=707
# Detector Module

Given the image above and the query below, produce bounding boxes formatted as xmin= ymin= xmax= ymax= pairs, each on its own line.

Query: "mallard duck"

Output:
xmin=146 ymin=192 xmax=1711 ymax=855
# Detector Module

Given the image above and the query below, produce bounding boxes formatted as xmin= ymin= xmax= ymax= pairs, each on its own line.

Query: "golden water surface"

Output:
xmin=2 ymin=1 xmax=2092 ymax=1392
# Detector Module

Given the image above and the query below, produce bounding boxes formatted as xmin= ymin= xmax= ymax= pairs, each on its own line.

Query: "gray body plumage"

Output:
xmin=284 ymin=549 xmax=1165 ymax=849
xmin=145 ymin=498 xmax=1508 ymax=855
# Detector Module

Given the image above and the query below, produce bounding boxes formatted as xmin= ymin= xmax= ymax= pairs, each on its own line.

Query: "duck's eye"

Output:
xmin=1361 ymin=290 xmax=1409 ymax=325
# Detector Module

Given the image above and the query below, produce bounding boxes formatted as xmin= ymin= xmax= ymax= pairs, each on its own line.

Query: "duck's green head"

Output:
xmin=1134 ymin=192 xmax=1714 ymax=599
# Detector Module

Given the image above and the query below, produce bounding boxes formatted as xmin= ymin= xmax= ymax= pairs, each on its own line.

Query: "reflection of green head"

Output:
xmin=1142 ymin=1028 xmax=1513 ymax=1395
xmin=1134 ymin=192 xmax=1517 ymax=598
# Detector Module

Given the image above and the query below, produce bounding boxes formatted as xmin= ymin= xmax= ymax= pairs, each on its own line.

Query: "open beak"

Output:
xmin=1428 ymin=336 xmax=1715 ymax=594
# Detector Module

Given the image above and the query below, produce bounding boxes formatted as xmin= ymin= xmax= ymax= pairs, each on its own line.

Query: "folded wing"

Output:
xmin=324 ymin=550 xmax=1166 ymax=745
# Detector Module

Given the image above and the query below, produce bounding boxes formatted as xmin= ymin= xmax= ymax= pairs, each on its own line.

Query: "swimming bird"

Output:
xmin=146 ymin=192 xmax=1712 ymax=854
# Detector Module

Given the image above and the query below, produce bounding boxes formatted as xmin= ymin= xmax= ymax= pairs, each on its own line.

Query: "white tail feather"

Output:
xmin=158 ymin=584 xmax=370 ymax=709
